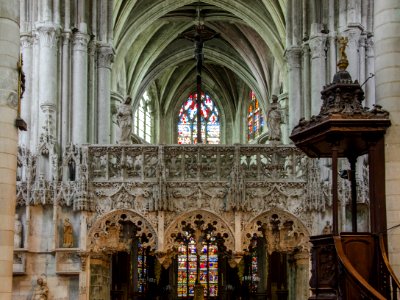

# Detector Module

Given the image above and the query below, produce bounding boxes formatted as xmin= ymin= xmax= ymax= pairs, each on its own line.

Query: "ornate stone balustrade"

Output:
xmin=87 ymin=144 xmax=308 ymax=183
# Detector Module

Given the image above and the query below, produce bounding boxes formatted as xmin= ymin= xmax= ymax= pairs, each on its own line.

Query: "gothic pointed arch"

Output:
xmin=87 ymin=209 xmax=157 ymax=254
xmin=242 ymin=209 xmax=310 ymax=254
xmin=164 ymin=210 xmax=235 ymax=255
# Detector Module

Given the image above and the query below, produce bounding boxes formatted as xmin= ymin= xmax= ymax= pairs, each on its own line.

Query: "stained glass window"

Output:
xmin=247 ymin=91 xmax=264 ymax=141
xmin=177 ymin=238 xmax=219 ymax=297
xmin=250 ymin=248 xmax=259 ymax=293
xmin=134 ymin=92 xmax=152 ymax=143
xmin=137 ymin=242 xmax=148 ymax=293
xmin=178 ymin=93 xmax=220 ymax=144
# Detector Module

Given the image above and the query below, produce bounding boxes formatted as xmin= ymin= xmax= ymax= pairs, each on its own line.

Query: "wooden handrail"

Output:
xmin=379 ymin=234 xmax=400 ymax=298
xmin=333 ymin=236 xmax=386 ymax=300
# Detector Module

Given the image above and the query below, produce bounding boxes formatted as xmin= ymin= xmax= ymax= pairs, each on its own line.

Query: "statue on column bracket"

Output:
xmin=14 ymin=214 xmax=22 ymax=248
xmin=266 ymin=95 xmax=283 ymax=142
xmin=32 ymin=275 xmax=49 ymax=300
xmin=116 ymin=96 xmax=133 ymax=144
xmin=63 ymin=218 xmax=74 ymax=248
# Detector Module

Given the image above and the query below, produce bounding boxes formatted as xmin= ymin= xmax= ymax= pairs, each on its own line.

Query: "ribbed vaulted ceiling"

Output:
xmin=112 ymin=0 xmax=287 ymax=118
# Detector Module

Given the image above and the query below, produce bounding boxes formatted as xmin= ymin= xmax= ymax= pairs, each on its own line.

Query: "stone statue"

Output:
xmin=14 ymin=214 xmax=22 ymax=248
xmin=322 ymin=221 xmax=332 ymax=235
xmin=116 ymin=96 xmax=133 ymax=144
xmin=266 ymin=95 xmax=282 ymax=141
xmin=63 ymin=218 xmax=73 ymax=248
xmin=32 ymin=276 xmax=49 ymax=300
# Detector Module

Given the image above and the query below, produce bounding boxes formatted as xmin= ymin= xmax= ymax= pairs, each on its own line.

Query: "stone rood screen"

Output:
xmin=87 ymin=144 xmax=307 ymax=183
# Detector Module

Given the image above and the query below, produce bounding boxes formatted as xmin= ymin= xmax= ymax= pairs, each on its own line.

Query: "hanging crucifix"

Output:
xmin=181 ymin=5 xmax=219 ymax=143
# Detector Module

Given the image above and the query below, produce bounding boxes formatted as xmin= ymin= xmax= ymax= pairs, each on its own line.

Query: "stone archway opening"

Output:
xmin=87 ymin=209 xmax=158 ymax=300
xmin=241 ymin=210 xmax=311 ymax=300
xmin=160 ymin=210 xmax=236 ymax=299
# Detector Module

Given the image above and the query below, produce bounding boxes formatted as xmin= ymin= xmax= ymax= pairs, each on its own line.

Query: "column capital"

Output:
xmin=309 ymin=35 xmax=327 ymax=59
xmin=72 ymin=32 xmax=90 ymax=52
xmin=97 ymin=44 xmax=115 ymax=69
xmin=285 ymin=46 xmax=302 ymax=69
xmin=20 ymin=34 xmax=33 ymax=49
xmin=61 ymin=32 xmax=71 ymax=45
xmin=36 ymin=24 xmax=60 ymax=48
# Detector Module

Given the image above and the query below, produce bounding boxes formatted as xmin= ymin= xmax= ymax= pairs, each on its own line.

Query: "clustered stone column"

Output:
xmin=37 ymin=25 xmax=59 ymax=140
xmin=0 ymin=2 xmax=19 ymax=299
xmin=286 ymin=47 xmax=302 ymax=133
xmin=97 ymin=44 xmax=114 ymax=144
xmin=309 ymin=31 xmax=327 ymax=116
xmin=19 ymin=35 xmax=33 ymax=148
xmin=72 ymin=32 xmax=89 ymax=144
xmin=374 ymin=0 xmax=400 ymax=276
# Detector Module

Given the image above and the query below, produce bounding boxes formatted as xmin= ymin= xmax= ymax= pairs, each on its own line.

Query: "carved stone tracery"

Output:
xmin=242 ymin=209 xmax=310 ymax=254
xmin=164 ymin=210 xmax=235 ymax=257
xmin=88 ymin=209 xmax=157 ymax=254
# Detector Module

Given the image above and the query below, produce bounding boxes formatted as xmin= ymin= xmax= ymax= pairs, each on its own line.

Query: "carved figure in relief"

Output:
xmin=32 ymin=276 xmax=49 ymax=300
xmin=116 ymin=96 xmax=133 ymax=144
xmin=14 ymin=214 xmax=22 ymax=248
xmin=63 ymin=218 xmax=74 ymax=248
xmin=266 ymin=95 xmax=282 ymax=141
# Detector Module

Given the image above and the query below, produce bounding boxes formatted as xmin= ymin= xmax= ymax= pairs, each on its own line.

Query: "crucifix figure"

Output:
xmin=181 ymin=6 xmax=219 ymax=143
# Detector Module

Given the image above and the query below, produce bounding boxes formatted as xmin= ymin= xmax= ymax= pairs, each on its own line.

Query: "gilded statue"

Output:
xmin=63 ymin=218 xmax=73 ymax=248
xmin=337 ymin=36 xmax=349 ymax=70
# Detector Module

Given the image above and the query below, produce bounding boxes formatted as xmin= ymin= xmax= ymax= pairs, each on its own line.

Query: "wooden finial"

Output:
xmin=337 ymin=36 xmax=349 ymax=71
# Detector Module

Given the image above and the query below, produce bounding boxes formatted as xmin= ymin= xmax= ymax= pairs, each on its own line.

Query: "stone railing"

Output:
xmin=86 ymin=144 xmax=308 ymax=183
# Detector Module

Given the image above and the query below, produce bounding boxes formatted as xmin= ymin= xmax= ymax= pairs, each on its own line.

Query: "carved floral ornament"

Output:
xmin=87 ymin=209 xmax=157 ymax=254
xmin=242 ymin=209 xmax=310 ymax=255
